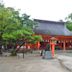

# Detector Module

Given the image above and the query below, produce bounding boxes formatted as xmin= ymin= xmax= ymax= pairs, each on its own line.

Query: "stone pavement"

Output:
xmin=0 ymin=53 xmax=69 ymax=72
xmin=57 ymin=55 xmax=72 ymax=72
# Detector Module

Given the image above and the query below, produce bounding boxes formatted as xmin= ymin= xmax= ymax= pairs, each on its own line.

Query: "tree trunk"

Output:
xmin=0 ymin=35 xmax=3 ymax=55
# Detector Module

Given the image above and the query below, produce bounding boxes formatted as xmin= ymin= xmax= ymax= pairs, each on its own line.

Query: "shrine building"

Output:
xmin=34 ymin=19 xmax=72 ymax=50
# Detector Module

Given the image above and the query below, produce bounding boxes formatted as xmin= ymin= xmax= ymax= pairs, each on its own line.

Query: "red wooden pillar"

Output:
xmin=63 ymin=41 xmax=66 ymax=52
xmin=36 ymin=41 xmax=40 ymax=50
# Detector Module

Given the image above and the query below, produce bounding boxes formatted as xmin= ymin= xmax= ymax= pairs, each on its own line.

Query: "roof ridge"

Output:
xmin=34 ymin=19 xmax=65 ymax=24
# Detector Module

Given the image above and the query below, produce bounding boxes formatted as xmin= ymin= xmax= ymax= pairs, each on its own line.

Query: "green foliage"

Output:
xmin=0 ymin=4 xmax=34 ymax=40
xmin=55 ymin=45 xmax=60 ymax=50
xmin=2 ymin=28 xmax=34 ymax=41
xmin=33 ymin=35 xmax=42 ymax=41
xmin=66 ymin=13 xmax=72 ymax=31
xmin=66 ymin=22 xmax=72 ymax=31
xmin=30 ymin=35 xmax=43 ymax=44
xmin=0 ymin=3 xmax=42 ymax=51
xmin=21 ymin=14 xmax=37 ymax=29
xmin=0 ymin=4 xmax=21 ymax=40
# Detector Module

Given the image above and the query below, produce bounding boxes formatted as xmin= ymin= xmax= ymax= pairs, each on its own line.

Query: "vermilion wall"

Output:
xmin=34 ymin=34 xmax=72 ymax=50
xmin=16 ymin=34 xmax=72 ymax=50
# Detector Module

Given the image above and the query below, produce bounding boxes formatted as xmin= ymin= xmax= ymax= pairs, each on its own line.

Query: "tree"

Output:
xmin=0 ymin=4 xmax=22 ymax=55
xmin=0 ymin=4 xmax=21 ymax=48
xmin=0 ymin=4 xmax=21 ymax=39
xmin=66 ymin=13 xmax=72 ymax=31
xmin=21 ymin=14 xmax=37 ymax=29
xmin=2 ymin=28 xmax=34 ymax=56
xmin=0 ymin=4 xmax=42 ymax=56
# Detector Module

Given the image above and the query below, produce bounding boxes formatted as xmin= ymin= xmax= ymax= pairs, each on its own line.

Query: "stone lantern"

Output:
xmin=50 ymin=37 xmax=57 ymax=58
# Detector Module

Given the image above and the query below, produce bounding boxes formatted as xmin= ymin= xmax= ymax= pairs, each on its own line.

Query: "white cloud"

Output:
xmin=3 ymin=0 xmax=72 ymax=21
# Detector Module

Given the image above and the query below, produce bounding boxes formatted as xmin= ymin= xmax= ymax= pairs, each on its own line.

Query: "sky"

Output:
xmin=3 ymin=0 xmax=72 ymax=21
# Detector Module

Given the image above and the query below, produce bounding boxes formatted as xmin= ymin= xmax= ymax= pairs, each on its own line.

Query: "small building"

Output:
xmin=34 ymin=19 xmax=72 ymax=50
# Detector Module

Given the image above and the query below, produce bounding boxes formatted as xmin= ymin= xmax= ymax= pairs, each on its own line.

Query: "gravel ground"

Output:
xmin=0 ymin=52 xmax=69 ymax=72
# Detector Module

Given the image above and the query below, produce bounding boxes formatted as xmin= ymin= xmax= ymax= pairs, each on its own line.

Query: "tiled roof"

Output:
xmin=34 ymin=19 xmax=72 ymax=36
xmin=34 ymin=19 xmax=65 ymax=24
